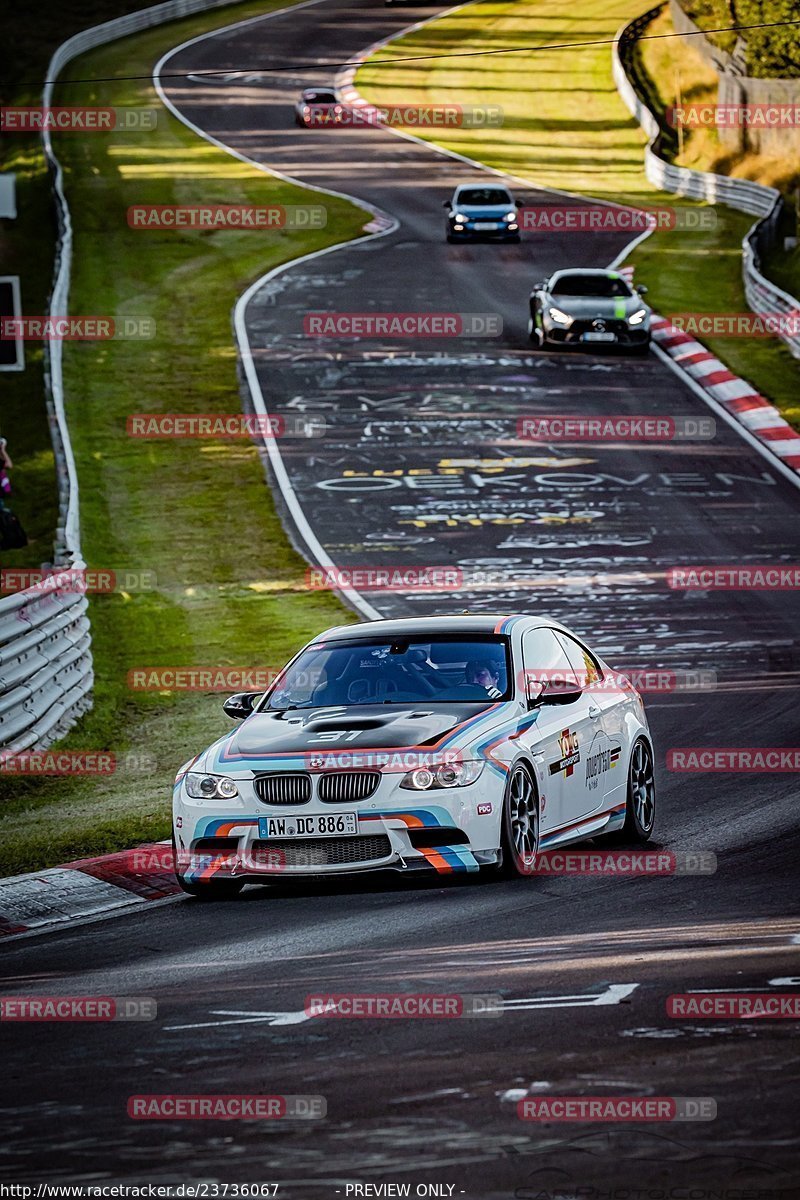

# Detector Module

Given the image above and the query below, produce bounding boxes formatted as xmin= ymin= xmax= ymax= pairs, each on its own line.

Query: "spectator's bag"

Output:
xmin=0 ymin=502 xmax=28 ymax=550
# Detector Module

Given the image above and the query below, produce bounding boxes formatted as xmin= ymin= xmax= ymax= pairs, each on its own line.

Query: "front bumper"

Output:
xmin=173 ymin=770 xmax=500 ymax=882
xmin=448 ymin=219 xmax=519 ymax=240
xmin=542 ymin=317 xmax=650 ymax=346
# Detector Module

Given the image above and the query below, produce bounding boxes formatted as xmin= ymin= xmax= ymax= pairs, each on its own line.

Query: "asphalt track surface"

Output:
xmin=2 ymin=1 xmax=800 ymax=1195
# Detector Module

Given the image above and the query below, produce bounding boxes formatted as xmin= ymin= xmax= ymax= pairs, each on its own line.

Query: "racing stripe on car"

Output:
xmin=494 ymin=614 xmax=526 ymax=634
xmin=469 ymin=710 xmax=542 ymax=779
xmin=196 ymin=817 xmax=260 ymax=837
xmin=415 ymin=845 xmax=480 ymax=874
xmin=360 ymin=807 xmax=452 ymax=828
xmin=539 ymin=800 xmax=627 ymax=846
xmin=181 ymin=853 xmax=232 ymax=885
xmin=416 ymin=847 xmax=454 ymax=873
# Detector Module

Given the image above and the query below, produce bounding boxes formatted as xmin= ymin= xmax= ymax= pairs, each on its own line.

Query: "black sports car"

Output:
xmin=529 ymin=269 xmax=651 ymax=353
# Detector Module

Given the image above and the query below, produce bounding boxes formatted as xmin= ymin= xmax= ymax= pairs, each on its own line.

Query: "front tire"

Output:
xmin=619 ymin=737 xmax=656 ymax=842
xmin=528 ymin=313 xmax=542 ymax=346
xmin=499 ymin=763 xmax=539 ymax=877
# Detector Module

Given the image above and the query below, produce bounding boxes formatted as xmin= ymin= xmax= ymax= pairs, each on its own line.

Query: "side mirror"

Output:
xmin=442 ymin=199 xmax=451 ymax=209
xmin=636 ymin=284 xmax=648 ymax=295
xmin=515 ymin=197 xmax=527 ymax=207
xmin=526 ymin=678 xmax=583 ymax=708
xmin=222 ymin=692 xmax=261 ymax=720
xmin=541 ymin=679 xmax=583 ymax=705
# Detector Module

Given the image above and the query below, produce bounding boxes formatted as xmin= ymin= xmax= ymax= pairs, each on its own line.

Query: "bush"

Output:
xmin=677 ymin=0 xmax=800 ymax=77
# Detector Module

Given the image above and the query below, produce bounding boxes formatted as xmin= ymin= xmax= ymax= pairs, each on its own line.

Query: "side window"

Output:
xmin=522 ymin=627 xmax=579 ymax=686
xmin=556 ymin=632 xmax=603 ymax=687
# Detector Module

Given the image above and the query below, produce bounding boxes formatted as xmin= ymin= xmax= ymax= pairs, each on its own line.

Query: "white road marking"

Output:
xmin=153 ymin=0 xmax=399 ymax=623
xmin=499 ymin=983 xmax=639 ymax=1008
xmin=186 ymin=71 xmax=271 ymax=85
xmin=165 ymin=983 xmax=639 ymax=1030
xmin=166 ymin=1008 xmax=313 ymax=1030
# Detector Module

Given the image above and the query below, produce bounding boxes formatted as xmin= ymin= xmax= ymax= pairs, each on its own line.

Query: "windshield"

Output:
xmin=457 ymin=188 xmax=512 ymax=207
xmin=304 ymin=91 xmax=337 ymax=104
xmin=551 ymin=274 xmax=633 ymax=298
xmin=265 ymin=637 xmax=511 ymax=708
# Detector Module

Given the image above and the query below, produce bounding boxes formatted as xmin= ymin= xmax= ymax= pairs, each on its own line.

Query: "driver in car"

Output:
xmin=465 ymin=660 xmax=503 ymax=698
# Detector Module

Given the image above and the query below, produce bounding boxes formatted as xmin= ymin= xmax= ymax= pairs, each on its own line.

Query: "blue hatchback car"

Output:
xmin=444 ymin=182 xmax=521 ymax=243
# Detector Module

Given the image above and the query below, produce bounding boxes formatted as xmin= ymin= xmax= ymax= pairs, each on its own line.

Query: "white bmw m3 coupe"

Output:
xmin=172 ymin=614 xmax=656 ymax=897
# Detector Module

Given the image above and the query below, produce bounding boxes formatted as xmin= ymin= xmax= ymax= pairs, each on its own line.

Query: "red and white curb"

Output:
xmin=651 ymin=317 xmax=800 ymax=476
xmin=0 ymin=843 xmax=180 ymax=939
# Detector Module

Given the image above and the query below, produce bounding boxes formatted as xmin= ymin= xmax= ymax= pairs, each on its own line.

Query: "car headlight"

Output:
xmin=400 ymin=761 xmax=484 ymax=790
xmin=184 ymin=772 xmax=239 ymax=800
xmin=503 ymin=211 xmax=516 ymax=222
xmin=548 ymin=306 xmax=573 ymax=327
xmin=628 ymin=308 xmax=648 ymax=325
xmin=454 ymin=213 xmax=467 ymax=222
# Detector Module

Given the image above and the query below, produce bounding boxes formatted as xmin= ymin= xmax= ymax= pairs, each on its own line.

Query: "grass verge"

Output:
xmin=0 ymin=0 xmax=364 ymax=875
xmin=356 ymin=0 xmax=799 ymax=425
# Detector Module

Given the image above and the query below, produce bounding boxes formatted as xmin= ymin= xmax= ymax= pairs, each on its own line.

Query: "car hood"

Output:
xmin=457 ymin=204 xmax=513 ymax=217
xmin=545 ymin=294 xmax=647 ymax=318
xmin=200 ymin=702 xmax=512 ymax=773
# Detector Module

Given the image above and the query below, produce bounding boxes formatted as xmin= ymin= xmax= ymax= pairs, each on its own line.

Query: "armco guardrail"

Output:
xmin=1 ymin=0 xmax=243 ymax=753
xmin=0 ymin=584 xmax=93 ymax=751
xmin=613 ymin=8 xmax=800 ymax=361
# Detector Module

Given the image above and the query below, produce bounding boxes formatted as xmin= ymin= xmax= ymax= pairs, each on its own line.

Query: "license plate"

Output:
xmin=473 ymin=221 xmax=499 ymax=230
xmin=258 ymin=813 xmax=358 ymax=839
xmin=581 ymin=331 xmax=616 ymax=342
